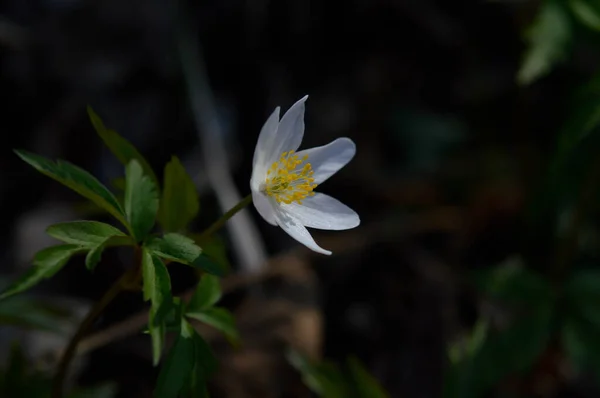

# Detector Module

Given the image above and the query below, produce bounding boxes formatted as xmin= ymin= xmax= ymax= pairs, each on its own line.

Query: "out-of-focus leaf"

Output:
xmin=87 ymin=106 xmax=158 ymax=187
xmin=125 ymin=160 xmax=159 ymax=242
xmin=565 ymin=268 xmax=600 ymax=327
xmin=346 ymin=356 xmax=389 ymax=398
xmin=0 ymin=296 xmax=71 ymax=333
xmin=14 ymin=150 xmax=128 ymax=229
xmin=191 ymin=235 xmax=230 ymax=274
xmin=0 ymin=245 xmax=83 ymax=300
xmin=146 ymin=234 xmax=225 ymax=276
xmin=187 ymin=307 xmax=240 ymax=345
xmin=287 ymin=349 xmax=349 ymax=398
xmin=154 ymin=320 xmax=196 ymax=398
xmin=67 ymin=382 xmax=119 ymax=398
xmin=46 ymin=221 xmax=127 ymax=246
xmin=471 ymin=258 xmax=553 ymax=306
xmin=570 ymin=0 xmax=600 ymax=31
xmin=158 ymin=156 xmax=199 ymax=232
xmin=142 ymin=248 xmax=172 ymax=366
xmin=518 ymin=1 xmax=571 ymax=85
xmin=450 ymin=305 xmax=553 ymax=398
xmin=4 ymin=341 xmax=26 ymax=397
xmin=187 ymin=275 xmax=221 ymax=312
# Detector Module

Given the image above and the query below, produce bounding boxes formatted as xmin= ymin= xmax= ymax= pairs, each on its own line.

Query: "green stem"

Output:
xmin=199 ymin=193 xmax=253 ymax=240
xmin=51 ymin=254 xmax=140 ymax=398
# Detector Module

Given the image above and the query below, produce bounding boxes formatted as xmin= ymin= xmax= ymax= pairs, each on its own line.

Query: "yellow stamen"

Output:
xmin=263 ymin=151 xmax=318 ymax=205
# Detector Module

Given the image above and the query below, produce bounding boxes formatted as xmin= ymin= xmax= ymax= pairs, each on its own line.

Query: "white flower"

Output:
xmin=250 ymin=95 xmax=360 ymax=255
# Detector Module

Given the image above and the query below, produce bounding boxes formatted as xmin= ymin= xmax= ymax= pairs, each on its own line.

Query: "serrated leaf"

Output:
xmin=125 ymin=160 xmax=159 ymax=242
xmin=0 ymin=245 xmax=83 ymax=300
xmin=186 ymin=307 xmax=239 ymax=344
xmin=158 ymin=156 xmax=200 ymax=232
xmin=518 ymin=1 xmax=571 ymax=85
xmin=14 ymin=150 xmax=128 ymax=230
xmin=154 ymin=322 xmax=196 ymax=398
xmin=46 ymin=221 xmax=127 ymax=246
xmin=570 ymin=0 xmax=600 ymax=31
xmin=87 ymin=106 xmax=158 ymax=187
xmin=346 ymin=356 xmax=389 ymax=398
xmin=142 ymin=249 xmax=172 ymax=366
xmin=147 ymin=233 xmax=225 ymax=276
xmin=187 ymin=275 xmax=221 ymax=312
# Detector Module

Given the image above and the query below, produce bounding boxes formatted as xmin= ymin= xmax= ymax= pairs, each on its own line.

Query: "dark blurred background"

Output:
xmin=2 ymin=0 xmax=600 ymax=397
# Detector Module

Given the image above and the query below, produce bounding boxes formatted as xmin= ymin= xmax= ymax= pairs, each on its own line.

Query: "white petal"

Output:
xmin=266 ymin=95 xmax=308 ymax=165
xmin=252 ymin=191 xmax=277 ymax=226
xmin=274 ymin=207 xmax=332 ymax=255
xmin=281 ymin=193 xmax=360 ymax=230
xmin=295 ymin=137 xmax=355 ymax=185
xmin=252 ymin=106 xmax=280 ymax=182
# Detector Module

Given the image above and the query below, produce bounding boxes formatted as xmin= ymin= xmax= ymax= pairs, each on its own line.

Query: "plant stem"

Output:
xmin=51 ymin=266 xmax=136 ymax=398
xmin=198 ymin=193 xmax=253 ymax=240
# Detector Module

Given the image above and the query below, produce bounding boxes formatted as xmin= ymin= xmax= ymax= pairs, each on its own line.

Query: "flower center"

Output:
xmin=263 ymin=150 xmax=317 ymax=205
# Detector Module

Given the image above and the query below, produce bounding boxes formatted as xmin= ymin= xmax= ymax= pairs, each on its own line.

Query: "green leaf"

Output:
xmin=517 ymin=1 xmax=571 ymax=85
xmin=287 ymin=350 xmax=349 ymax=398
xmin=154 ymin=326 xmax=196 ymax=398
xmin=192 ymin=329 xmax=218 ymax=376
xmin=87 ymin=106 xmax=158 ymax=187
xmin=0 ymin=296 xmax=71 ymax=333
xmin=186 ymin=307 xmax=240 ymax=345
xmin=14 ymin=150 xmax=128 ymax=229
xmin=0 ymin=245 xmax=83 ymax=300
xmin=125 ymin=160 xmax=159 ymax=242
xmin=142 ymin=249 xmax=172 ymax=365
xmin=46 ymin=221 xmax=127 ymax=246
xmin=191 ymin=235 xmax=230 ymax=274
xmin=158 ymin=156 xmax=200 ymax=232
xmin=187 ymin=275 xmax=221 ymax=312
xmin=570 ymin=0 xmax=600 ymax=31
xmin=146 ymin=233 xmax=225 ymax=276
xmin=561 ymin=314 xmax=600 ymax=383
xmin=457 ymin=306 xmax=553 ymax=398
xmin=471 ymin=260 xmax=553 ymax=307
xmin=565 ymin=268 xmax=600 ymax=328
xmin=346 ymin=356 xmax=389 ymax=398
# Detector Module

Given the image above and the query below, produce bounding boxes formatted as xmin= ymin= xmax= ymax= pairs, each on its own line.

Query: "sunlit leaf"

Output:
xmin=158 ymin=156 xmax=199 ymax=232
xmin=0 ymin=245 xmax=83 ymax=301
xmin=146 ymin=234 xmax=225 ymax=276
xmin=14 ymin=150 xmax=128 ymax=229
xmin=518 ymin=1 xmax=571 ymax=85
xmin=46 ymin=221 xmax=129 ymax=246
xmin=125 ymin=160 xmax=159 ymax=242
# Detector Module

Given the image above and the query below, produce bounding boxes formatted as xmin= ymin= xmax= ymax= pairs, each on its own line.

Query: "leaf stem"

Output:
xmin=51 ymin=251 xmax=141 ymax=398
xmin=198 ymin=193 xmax=253 ymax=240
